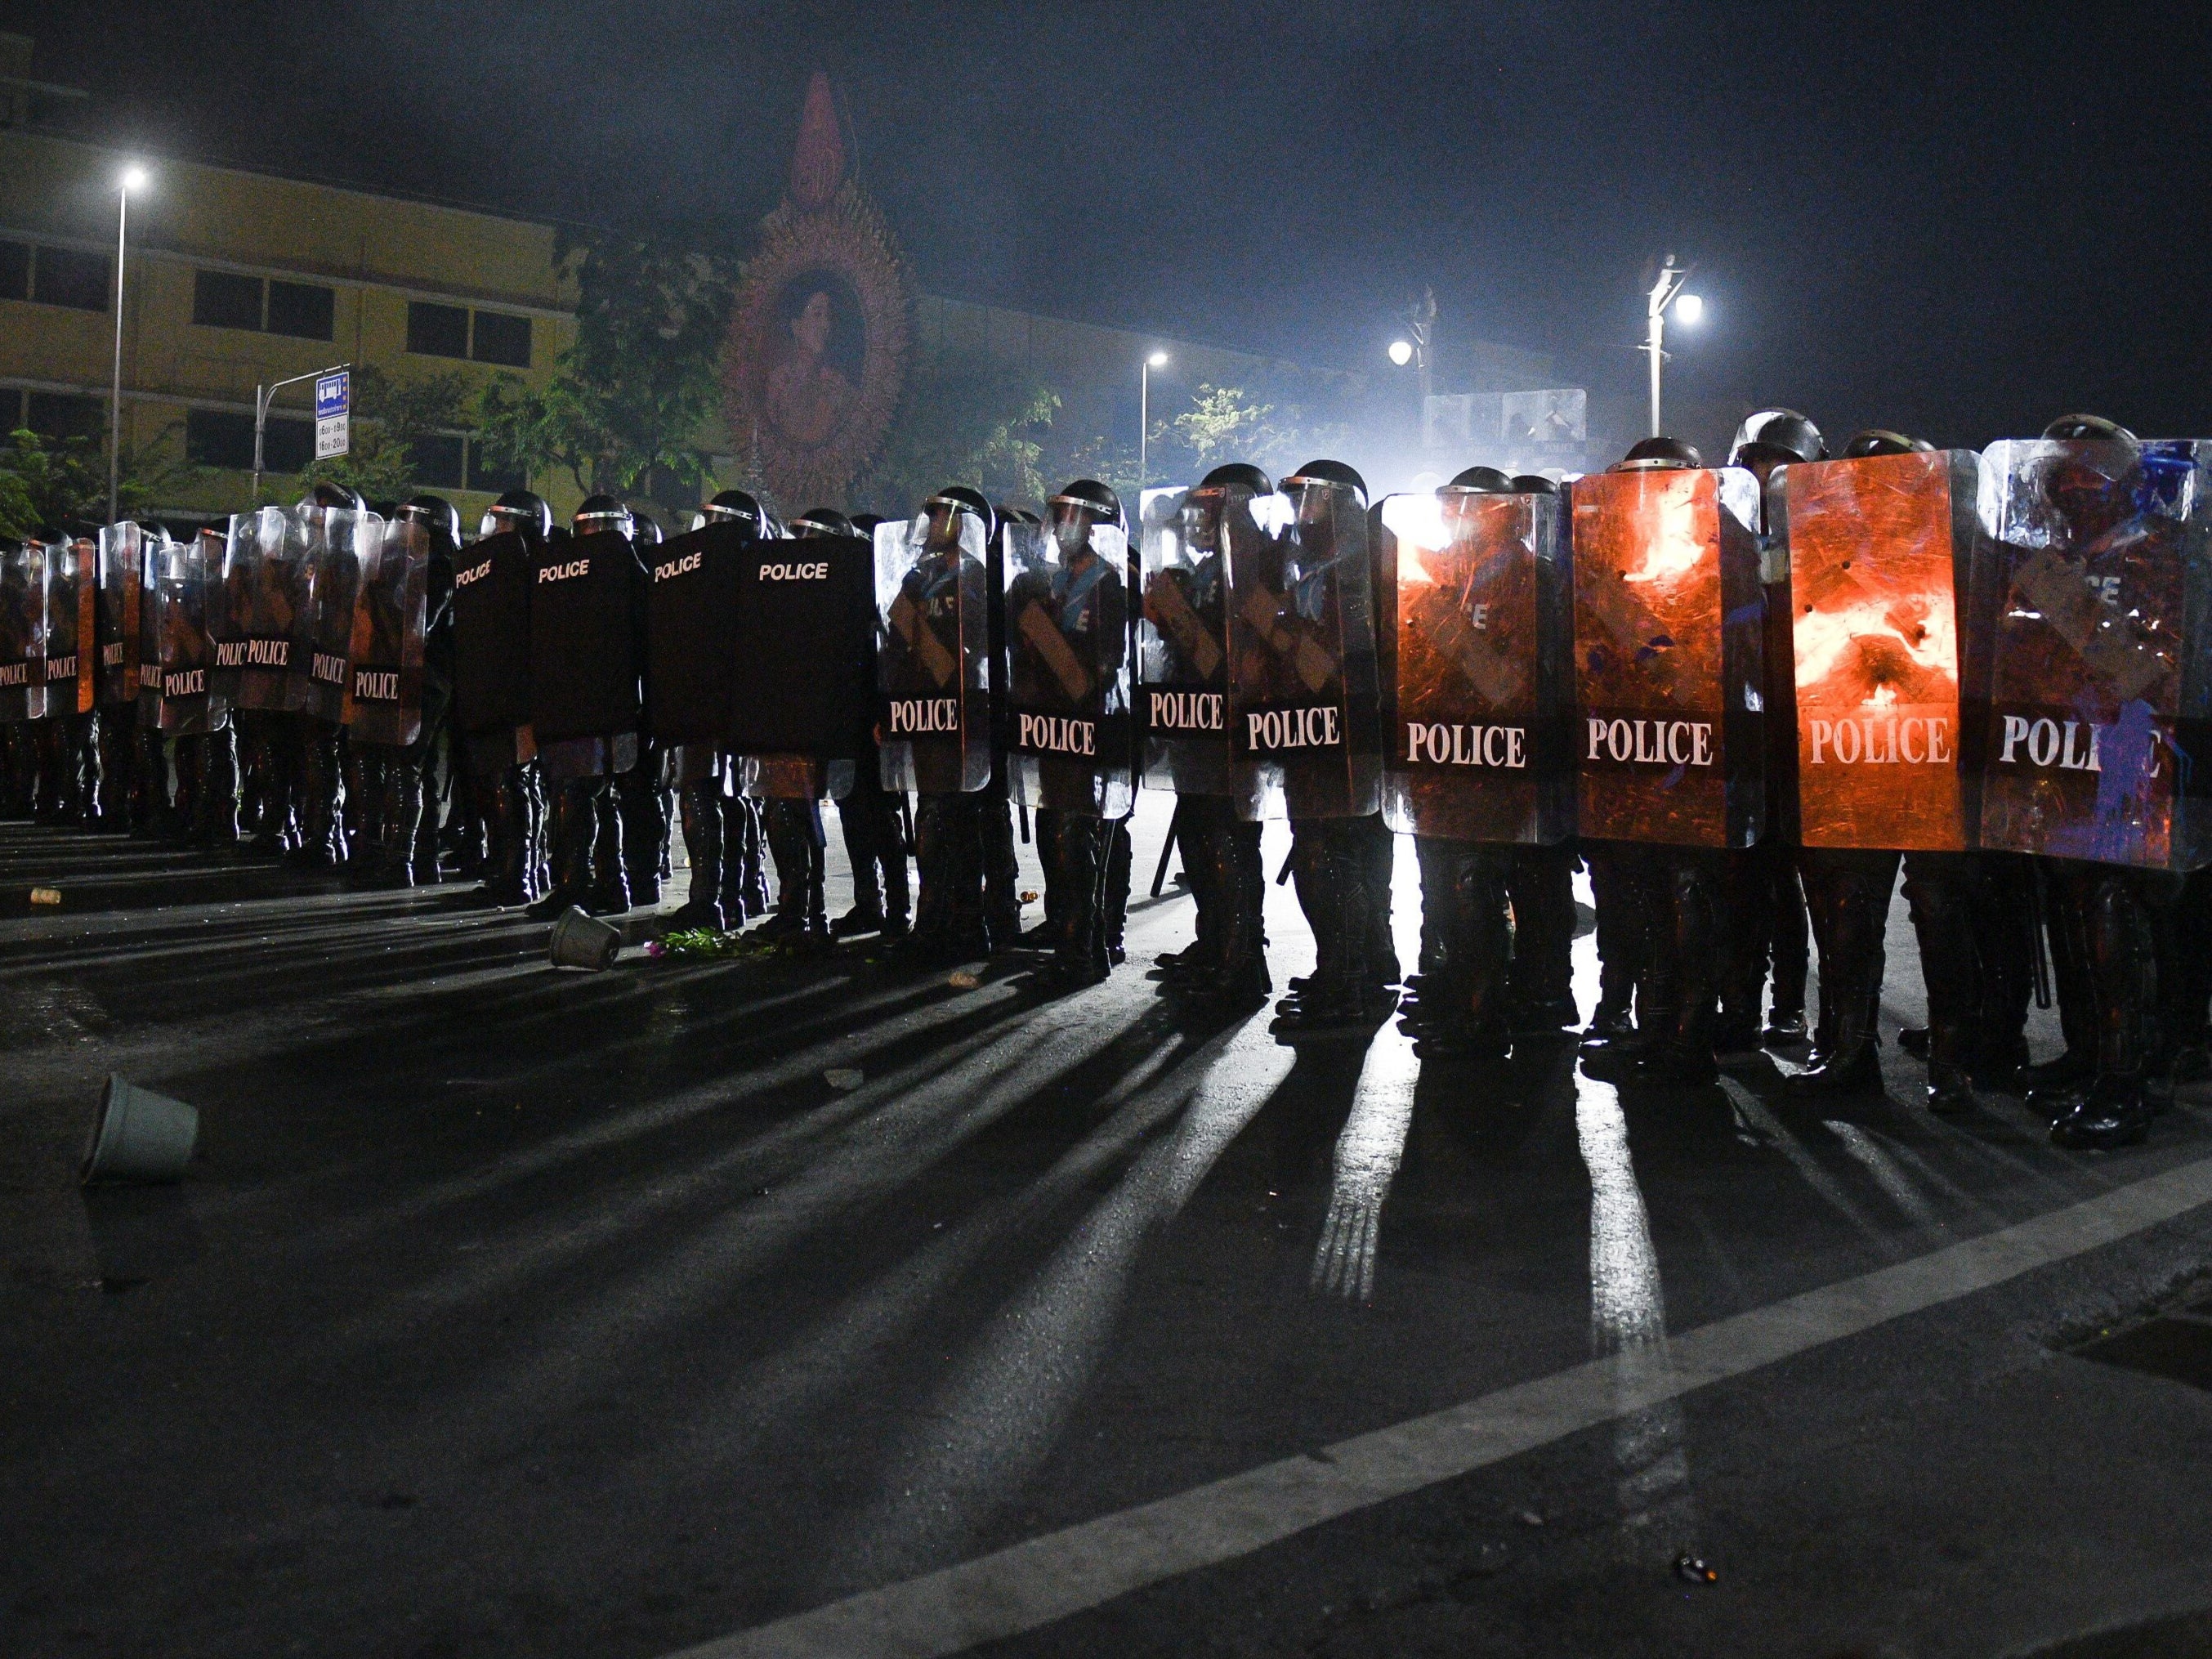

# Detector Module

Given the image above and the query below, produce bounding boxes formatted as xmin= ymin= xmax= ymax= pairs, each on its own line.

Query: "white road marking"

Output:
xmin=673 ymin=1151 xmax=2212 ymax=1659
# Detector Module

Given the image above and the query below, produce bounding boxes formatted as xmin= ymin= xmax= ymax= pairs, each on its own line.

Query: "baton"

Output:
xmin=1150 ymin=797 xmax=1182 ymax=897
xmin=1019 ymin=801 xmax=1029 ymax=844
xmin=2029 ymin=860 xmax=2053 ymax=1011
xmin=899 ymin=793 xmax=915 ymax=856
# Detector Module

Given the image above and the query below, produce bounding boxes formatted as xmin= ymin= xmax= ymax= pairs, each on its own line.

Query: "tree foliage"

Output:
xmin=0 ymin=425 xmax=204 ymax=537
xmin=1143 ymin=382 xmax=1356 ymax=483
xmin=476 ymin=228 xmax=735 ymax=505
xmin=853 ymin=366 xmax=1062 ymax=518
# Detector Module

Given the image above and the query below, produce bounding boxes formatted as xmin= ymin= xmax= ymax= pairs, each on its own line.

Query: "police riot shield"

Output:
xmin=1223 ymin=483 xmax=1381 ymax=820
xmin=643 ymin=521 xmax=746 ymax=745
xmin=96 ymin=522 xmax=143 ymax=707
xmin=876 ymin=511 xmax=990 ymax=794
xmin=42 ymin=535 xmax=95 ymax=717
xmin=152 ymin=530 xmax=221 ymax=736
xmin=300 ymin=507 xmax=369 ymax=723
xmin=450 ymin=526 xmax=534 ymax=736
xmin=344 ymin=515 xmax=428 ymax=748
xmin=1973 ymin=438 xmax=2211 ymax=870
xmin=730 ymin=530 xmax=877 ymax=800
xmin=215 ymin=507 xmax=302 ymax=712
xmin=1138 ymin=484 xmax=1251 ymax=807
xmin=136 ymin=529 xmax=168 ymax=722
xmin=528 ymin=525 xmax=643 ymax=744
xmin=0 ymin=539 xmax=42 ymax=724
xmin=1379 ymin=487 xmax=1572 ymax=843
xmin=1772 ymin=449 xmax=1986 ymax=852
xmin=1569 ymin=466 xmax=1766 ymax=847
xmin=1001 ymin=516 xmax=1134 ymax=817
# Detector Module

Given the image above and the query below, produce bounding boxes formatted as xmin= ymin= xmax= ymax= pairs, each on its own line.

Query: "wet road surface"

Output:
xmin=2 ymin=801 xmax=2210 ymax=1659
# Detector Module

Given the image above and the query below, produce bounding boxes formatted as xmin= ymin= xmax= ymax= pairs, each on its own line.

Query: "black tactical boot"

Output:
xmin=668 ymin=780 xmax=726 ymax=930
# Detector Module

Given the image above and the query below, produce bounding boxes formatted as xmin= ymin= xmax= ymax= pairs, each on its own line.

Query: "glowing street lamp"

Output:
xmin=1641 ymin=257 xmax=1704 ymax=437
xmin=1139 ymin=350 xmax=1169 ymax=489
xmin=109 ymin=164 xmax=150 ymax=523
xmin=1388 ymin=338 xmax=1414 ymax=367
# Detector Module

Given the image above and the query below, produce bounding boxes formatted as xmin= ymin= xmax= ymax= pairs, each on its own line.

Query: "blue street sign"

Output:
xmin=315 ymin=371 xmax=351 ymax=419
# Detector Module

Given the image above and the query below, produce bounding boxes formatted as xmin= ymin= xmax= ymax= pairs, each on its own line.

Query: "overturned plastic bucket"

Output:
xmin=82 ymin=1075 xmax=199 ymax=1185
xmin=548 ymin=906 xmax=622 ymax=971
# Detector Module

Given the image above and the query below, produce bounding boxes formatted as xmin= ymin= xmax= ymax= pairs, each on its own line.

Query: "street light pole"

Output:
xmin=108 ymin=167 xmax=145 ymax=525
xmin=1139 ymin=351 xmax=1168 ymax=491
xmin=1641 ymin=257 xmax=1693 ymax=437
xmin=252 ymin=361 xmax=350 ymax=503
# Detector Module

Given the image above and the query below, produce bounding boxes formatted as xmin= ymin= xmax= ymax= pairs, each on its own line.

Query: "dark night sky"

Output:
xmin=11 ymin=0 xmax=2210 ymax=454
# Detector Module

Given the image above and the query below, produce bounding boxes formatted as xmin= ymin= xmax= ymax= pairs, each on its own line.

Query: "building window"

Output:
xmin=470 ymin=310 xmax=531 ymax=368
xmin=193 ymin=269 xmax=264 ymax=330
xmin=407 ymin=433 xmax=466 ymax=490
xmin=0 ymin=239 xmax=29 ymax=302
xmin=407 ymin=301 xmax=470 ymax=359
xmin=33 ymin=246 xmax=111 ymax=311
xmin=27 ymin=392 xmax=104 ymax=441
xmin=2 ymin=391 xmax=21 ymax=431
xmin=266 ymin=279 xmax=335 ymax=342
xmin=467 ymin=439 xmax=528 ymax=494
xmin=185 ymin=409 xmax=313 ymax=473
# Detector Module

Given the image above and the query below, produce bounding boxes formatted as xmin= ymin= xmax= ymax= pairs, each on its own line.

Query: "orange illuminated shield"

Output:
xmin=1779 ymin=450 xmax=1979 ymax=852
xmin=1569 ymin=467 xmax=1764 ymax=847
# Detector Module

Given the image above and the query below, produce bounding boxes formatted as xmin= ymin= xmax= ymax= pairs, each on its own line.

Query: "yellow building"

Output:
xmin=0 ymin=113 xmax=578 ymax=522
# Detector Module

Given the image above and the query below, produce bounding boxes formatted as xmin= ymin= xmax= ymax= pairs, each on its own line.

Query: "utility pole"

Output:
xmin=108 ymin=166 xmax=147 ymax=524
xmin=252 ymin=363 xmax=350 ymax=503
xmin=1641 ymin=256 xmax=1699 ymax=437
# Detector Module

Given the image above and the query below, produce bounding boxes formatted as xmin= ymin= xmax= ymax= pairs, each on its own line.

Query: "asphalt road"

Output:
xmin=2 ymin=799 xmax=2209 ymax=1659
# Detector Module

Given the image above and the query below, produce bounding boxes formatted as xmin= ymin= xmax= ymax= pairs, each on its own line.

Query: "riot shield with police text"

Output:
xmin=876 ymin=512 xmax=990 ymax=794
xmin=1974 ymin=438 xmax=2211 ymax=870
xmin=344 ymin=516 xmax=427 ymax=748
xmin=643 ymin=521 xmax=746 ymax=745
xmin=1002 ymin=517 xmax=1134 ymax=817
xmin=153 ymin=530 xmax=221 ymax=736
xmin=1223 ymin=484 xmax=1381 ymax=820
xmin=0 ymin=539 xmax=42 ymax=723
xmin=730 ymin=530 xmax=877 ymax=799
xmin=216 ymin=508 xmax=304 ymax=712
xmin=300 ymin=507 xmax=369 ymax=723
xmin=450 ymin=527 xmax=534 ymax=736
xmin=1137 ymin=484 xmax=1254 ymax=807
xmin=529 ymin=527 xmax=643 ymax=743
xmin=96 ymin=522 xmax=142 ymax=706
xmin=136 ymin=529 xmax=167 ymax=721
xmin=1569 ymin=466 xmax=1766 ymax=847
xmin=1379 ymin=487 xmax=1572 ymax=843
xmin=1774 ymin=449 xmax=1986 ymax=852
xmin=42 ymin=535 xmax=95 ymax=717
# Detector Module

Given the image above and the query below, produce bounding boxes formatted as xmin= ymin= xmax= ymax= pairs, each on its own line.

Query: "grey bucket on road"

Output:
xmin=82 ymin=1075 xmax=199 ymax=1185
xmin=548 ymin=906 xmax=622 ymax=970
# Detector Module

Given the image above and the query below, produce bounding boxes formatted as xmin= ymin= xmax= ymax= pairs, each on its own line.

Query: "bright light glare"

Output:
xmin=121 ymin=166 xmax=149 ymax=191
xmin=1674 ymin=293 xmax=1704 ymax=324
xmin=1147 ymin=351 xmax=1169 ymax=368
xmin=1388 ymin=339 xmax=1414 ymax=366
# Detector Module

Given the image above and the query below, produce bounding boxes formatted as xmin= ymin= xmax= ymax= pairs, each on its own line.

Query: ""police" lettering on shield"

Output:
xmin=1017 ymin=713 xmax=1096 ymax=755
xmin=1807 ymin=716 xmax=1951 ymax=766
xmin=1405 ymin=722 xmax=1526 ymax=767
xmin=1245 ymin=706 xmax=1341 ymax=751
xmin=888 ymin=698 xmax=960 ymax=734
xmin=1584 ymin=717 xmax=1714 ymax=767
xmin=1995 ymin=713 xmax=2107 ymax=773
xmin=1147 ymin=690 xmax=1222 ymax=731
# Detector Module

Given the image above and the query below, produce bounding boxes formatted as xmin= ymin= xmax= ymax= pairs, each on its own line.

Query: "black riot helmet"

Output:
xmin=480 ymin=489 xmax=552 ymax=542
xmin=698 ymin=488 xmax=769 ymax=535
xmin=300 ymin=481 xmax=363 ymax=512
xmin=2043 ymin=414 xmax=2137 ymax=442
xmin=1442 ymin=465 xmax=1514 ymax=494
xmin=923 ymin=485 xmax=994 ymax=554
xmin=1843 ymin=429 xmax=1934 ymax=459
xmin=630 ymin=508 xmax=664 ymax=546
xmin=850 ymin=512 xmax=886 ymax=538
xmin=1198 ymin=462 xmax=1272 ymax=496
xmin=791 ymin=507 xmax=853 ymax=539
xmin=1510 ymin=474 xmax=1561 ymax=495
xmin=572 ymin=493 xmax=633 ymax=539
xmin=397 ymin=494 xmax=462 ymax=543
xmin=1730 ymin=409 xmax=1825 ymax=468
xmin=1613 ymin=436 xmax=1704 ymax=472
xmin=1049 ymin=478 xmax=1126 ymax=530
xmin=1283 ymin=458 xmax=1368 ymax=508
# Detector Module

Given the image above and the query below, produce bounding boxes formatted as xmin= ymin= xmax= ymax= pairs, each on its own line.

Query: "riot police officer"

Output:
xmin=454 ymin=489 xmax=549 ymax=907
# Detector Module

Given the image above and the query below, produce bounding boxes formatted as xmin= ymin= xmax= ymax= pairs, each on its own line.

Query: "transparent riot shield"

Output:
xmin=344 ymin=515 xmax=427 ymax=748
xmin=153 ymin=530 xmax=220 ymax=736
xmin=42 ymin=535 xmax=95 ymax=717
xmin=1973 ymin=438 xmax=2211 ymax=870
xmin=1379 ymin=487 xmax=1572 ymax=843
xmin=96 ymin=522 xmax=143 ymax=707
xmin=1138 ymin=484 xmax=1249 ymax=808
xmin=0 ymin=539 xmax=42 ymax=723
xmin=1223 ymin=483 xmax=1381 ymax=820
xmin=301 ymin=507 xmax=369 ymax=723
xmin=1569 ymin=466 xmax=1766 ymax=847
xmin=1002 ymin=516 xmax=1134 ymax=817
xmin=215 ymin=507 xmax=301 ymax=712
xmin=136 ymin=529 xmax=168 ymax=722
xmin=876 ymin=510 xmax=990 ymax=794
xmin=1773 ymin=449 xmax=1986 ymax=852
xmin=731 ymin=530 xmax=877 ymax=801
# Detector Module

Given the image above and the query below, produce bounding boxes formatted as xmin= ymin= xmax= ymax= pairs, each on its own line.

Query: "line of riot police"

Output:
xmin=5 ymin=409 xmax=2205 ymax=1154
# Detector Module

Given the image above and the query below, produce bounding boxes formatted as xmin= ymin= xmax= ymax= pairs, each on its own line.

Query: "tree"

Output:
xmin=853 ymin=366 xmax=1062 ymax=517
xmin=0 ymin=423 xmax=205 ymax=536
xmin=298 ymin=364 xmax=473 ymax=503
xmin=476 ymin=227 xmax=735 ymax=506
xmin=1144 ymin=381 xmax=1357 ymax=483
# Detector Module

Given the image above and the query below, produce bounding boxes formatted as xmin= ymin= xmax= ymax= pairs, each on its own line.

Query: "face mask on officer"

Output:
xmin=1051 ymin=503 xmax=1096 ymax=561
xmin=923 ymin=501 xmax=971 ymax=556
